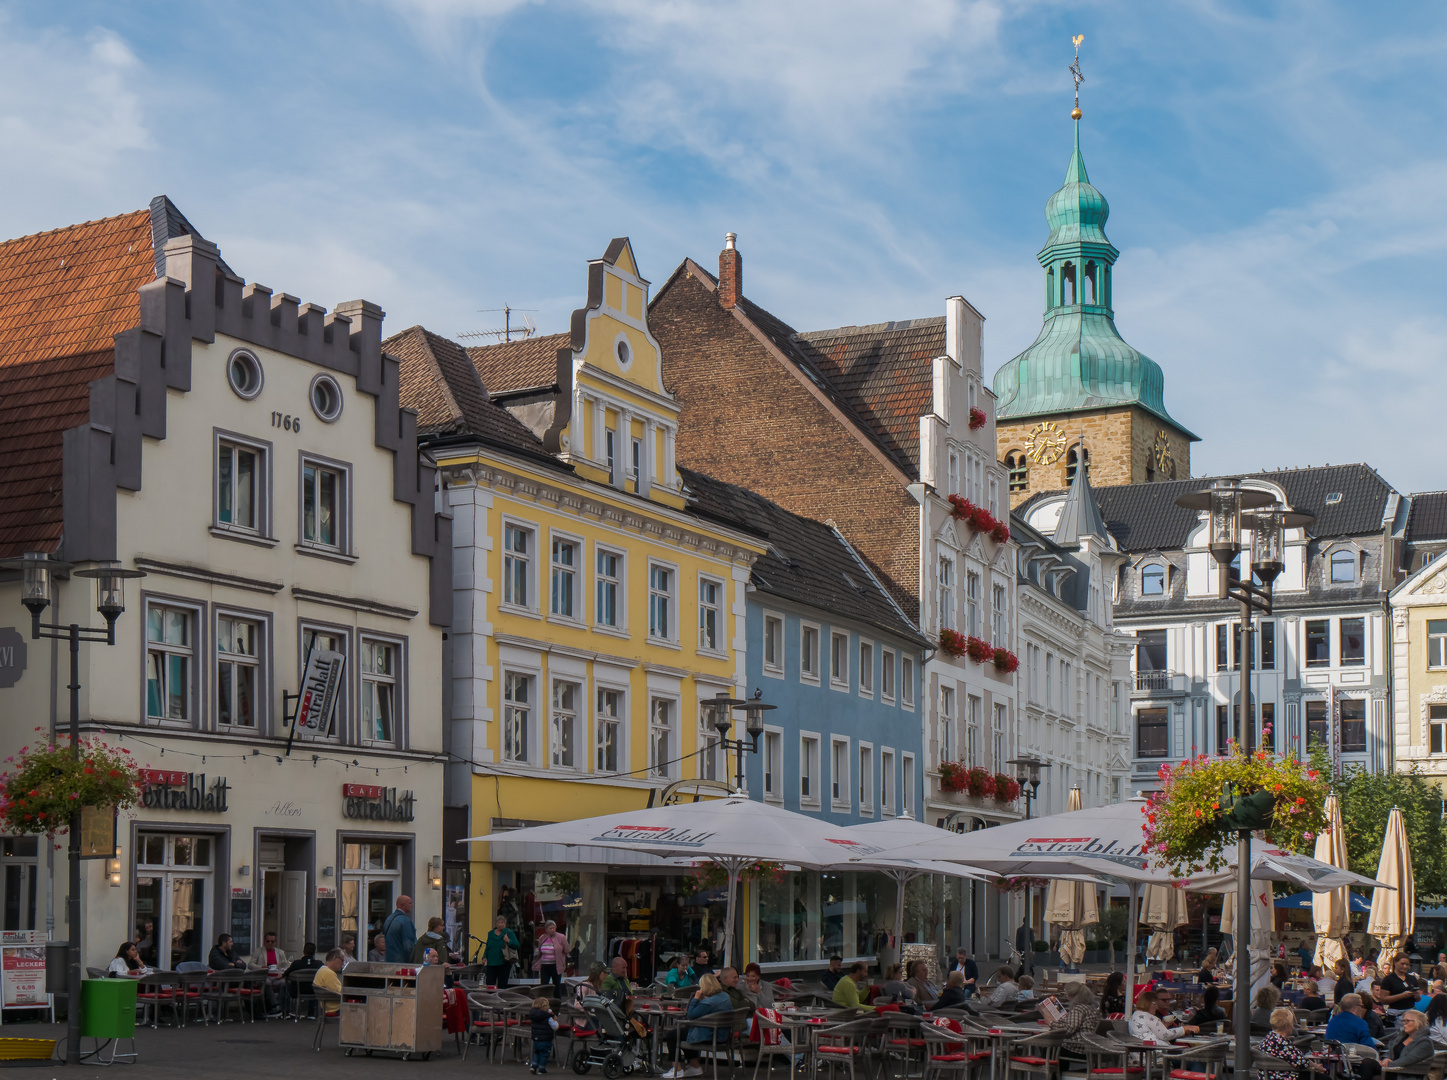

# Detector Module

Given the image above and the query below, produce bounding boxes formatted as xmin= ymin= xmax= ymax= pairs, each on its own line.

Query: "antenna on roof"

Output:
xmin=458 ymin=304 xmax=538 ymax=343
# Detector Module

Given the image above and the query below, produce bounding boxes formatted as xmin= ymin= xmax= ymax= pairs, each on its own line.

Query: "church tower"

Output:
xmin=993 ymin=105 xmax=1197 ymax=508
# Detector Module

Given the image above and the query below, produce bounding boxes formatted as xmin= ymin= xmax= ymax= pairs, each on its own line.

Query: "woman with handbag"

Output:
xmin=484 ymin=914 xmax=520 ymax=989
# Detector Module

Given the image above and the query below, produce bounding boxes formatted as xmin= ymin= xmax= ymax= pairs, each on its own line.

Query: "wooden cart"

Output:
xmin=337 ymin=962 xmax=444 ymax=1060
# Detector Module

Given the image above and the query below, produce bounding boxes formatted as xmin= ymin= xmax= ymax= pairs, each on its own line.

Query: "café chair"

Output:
xmin=809 ymin=1016 xmax=879 ymax=1080
xmin=1006 ymin=1030 xmax=1066 ymax=1080
xmin=136 ymin=971 xmax=183 ymax=1028
xmin=750 ymin=1009 xmax=797 ymax=1080
xmin=675 ymin=1008 xmax=750 ymax=1080
xmin=311 ymin=988 xmax=340 ymax=1051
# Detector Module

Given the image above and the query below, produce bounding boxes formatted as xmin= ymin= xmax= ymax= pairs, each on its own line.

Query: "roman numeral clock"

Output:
xmin=1024 ymin=420 xmax=1068 ymax=466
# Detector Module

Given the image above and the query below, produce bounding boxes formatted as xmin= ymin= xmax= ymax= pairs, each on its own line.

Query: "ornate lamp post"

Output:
xmin=703 ymin=689 xmax=775 ymax=794
xmin=0 ymin=554 xmax=144 ymax=1065
xmin=1005 ymin=755 xmax=1050 ymax=956
xmin=1174 ymin=482 xmax=1311 ymax=1080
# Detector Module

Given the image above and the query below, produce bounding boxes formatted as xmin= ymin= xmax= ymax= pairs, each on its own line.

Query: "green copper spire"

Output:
xmin=992 ymin=121 xmax=1197 ymax=440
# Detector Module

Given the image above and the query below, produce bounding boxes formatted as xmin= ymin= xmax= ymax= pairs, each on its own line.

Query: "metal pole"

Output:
xmin=66 ymin=624 xmax=81 ymax=1066
xmin=1234 ymin=596 xmax=1254 ymax=1080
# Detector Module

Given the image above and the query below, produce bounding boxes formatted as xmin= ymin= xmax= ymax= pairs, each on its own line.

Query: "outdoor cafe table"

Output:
xmin=967 ymin=1023 xmax=1041 ymax=1080
xmin=635 ymin=999 xmax=686 ymax=1070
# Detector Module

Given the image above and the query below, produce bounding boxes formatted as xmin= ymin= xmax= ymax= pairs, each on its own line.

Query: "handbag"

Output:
xmin=499 ymin=932 xmax=519 ymax=964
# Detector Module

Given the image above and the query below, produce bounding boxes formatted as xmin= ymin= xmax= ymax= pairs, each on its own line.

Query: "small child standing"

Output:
xmin=529 ymin=996 xmax=558 ymax=1075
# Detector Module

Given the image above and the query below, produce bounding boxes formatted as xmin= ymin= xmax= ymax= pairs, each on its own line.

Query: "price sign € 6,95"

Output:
xmin=294 ymin=648 xmax=345 ymax=738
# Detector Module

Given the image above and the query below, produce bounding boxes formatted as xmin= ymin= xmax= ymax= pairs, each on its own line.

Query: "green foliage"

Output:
xmin=1096 ymin=904 xmax=1130 ymax=944
xmin=0 ymin=734 xmax=140 ymax=835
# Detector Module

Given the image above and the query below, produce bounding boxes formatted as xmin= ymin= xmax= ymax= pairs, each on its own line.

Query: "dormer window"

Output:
xmin=1329 ymin=549 xmax=1356 ymax=584
xmin=1140 ymin=563 xmax=1165 ymax=597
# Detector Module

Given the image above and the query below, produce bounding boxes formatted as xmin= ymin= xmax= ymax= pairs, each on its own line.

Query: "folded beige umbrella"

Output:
xmin=1368 ymin=807 xmax=1414 ymax=956
xmin=1045 ymin=787 xmax=1095 ymax=967
xmin=1142 ymin=883 xmax=1189 ymax=961
xmin=1312 ymin=794 xmax=1350 ymax=968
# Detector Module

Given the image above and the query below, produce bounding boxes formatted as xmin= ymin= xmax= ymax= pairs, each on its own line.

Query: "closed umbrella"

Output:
xmin=1220 ymin=882 xmax=1277 ymax=998
xmin=1368 ymin=807 xmax=1414 ymax=956
xmin=1142 ymin=884 xmax=1189 ymax=962
xmin=1045 ymin=788 xmax=1095 ymax=968
xmin=1312 ymin=794 xmax=1350 ymax=968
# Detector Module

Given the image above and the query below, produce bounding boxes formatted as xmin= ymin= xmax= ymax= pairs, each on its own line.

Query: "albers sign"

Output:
xmin=342 ymin=784 xmax=414 ymax=822
xmin=139 ymin=770 xmax=230 ymax=813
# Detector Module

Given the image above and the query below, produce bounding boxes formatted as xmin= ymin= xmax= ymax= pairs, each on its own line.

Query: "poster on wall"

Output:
xmin=2 ymin=946 xmax=46 ymax=1007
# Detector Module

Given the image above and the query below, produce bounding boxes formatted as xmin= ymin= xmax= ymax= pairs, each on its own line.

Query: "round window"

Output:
xmin=616 ymin=338 xmax=631 ymax=367
xmin=227 ymin=350 xmax=264 ymax=400
xmin=310 ymin=374 xmax=343 ymax=423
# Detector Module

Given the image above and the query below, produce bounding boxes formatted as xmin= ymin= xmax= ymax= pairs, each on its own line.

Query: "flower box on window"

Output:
xmin=968 ymin=407 xmax=987 ymax=431
xmin=939 ymin=629 xmax=968 ymax=659
xmin=947 ymin=495 xmax=1009 ymax=544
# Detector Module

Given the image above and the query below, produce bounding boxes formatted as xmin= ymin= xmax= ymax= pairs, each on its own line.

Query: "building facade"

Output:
xmin=0 ymin=202 xmax=450 ymax=972
xmin=1390 ymin=491 xmax=1447 ymax=790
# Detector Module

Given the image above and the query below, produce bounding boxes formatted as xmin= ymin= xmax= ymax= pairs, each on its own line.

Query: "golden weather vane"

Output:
xmin=1070 ymin=34 xmax=1085 ymax=119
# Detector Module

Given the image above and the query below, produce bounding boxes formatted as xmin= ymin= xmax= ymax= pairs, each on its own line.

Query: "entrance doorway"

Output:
xmin=340 ymin=841 xmax=404 ymax=952
xmin=134 ymin=833 xmax=215 ymax=970
xmin=256 ymin=836 xmax=312 ymax=954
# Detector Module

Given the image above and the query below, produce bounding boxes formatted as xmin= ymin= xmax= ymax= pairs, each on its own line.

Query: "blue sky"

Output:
xmin=5 ymin=1 xmax=1445 ymax=492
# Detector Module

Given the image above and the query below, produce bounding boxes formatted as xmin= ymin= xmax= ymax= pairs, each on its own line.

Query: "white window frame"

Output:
xmin=146 ymin=597 xmax=202 ymax=727
xmin=501 ymin=518 xmax=538 ymax=614
xmin=594 ymin=544 xmax=626 ymax=633
xmin=594 ymin=684 xmax=625 ymax=774
xmin=298 ymin=622 xmax=348 ymax=742
xmin=1430 ymin=704 xmax=1447 ymax=756
xmin=858 ymin=742 xmax=873 ymax=815
xmin=901 ymin=655 xmax=915 ymax=709
xmin=880 ymin=748 xmax=895 ymax=817
xmin=549 ymin=532 xmax=582 ymax=624
xmin=830 ymin=737 xmax=851 ymax=811
xmin=648 ymin=696 xmax=677 ymax=779
xmin=939 ymin=685 xmax=956 ymax=763
xmin=298 ymin=452 xmax=351 ymax=556
xmin=1429 ymin=620 xmax=1447 ymax=670
xmin=938 ymin=556 xmax=955 ymax=632
xmin=697 ymin=700 xmax=725 ymax=783
xmin=550 ymin=679 xmax=581 ymax=770
xmin=214 ymin=608 xmax=265 ymax=733
xmin=880 ymin=647 xmax=895 ymax=703
xmin=902 ymin=753 xmax=915 ymax=818
xmin=800 ymin=622 xmax=821 ymax=685
xmin=859 ymin=639 xmax=874 ymax=697
xmin=605 ymin=426 xmax=617 ymax=486
xmin=213 ymin=431 xmax=271 ymax=539
xmin=830 ymin=631 xmax=850 ymax=691
xmin=1329 ymin=547 xmax=1357 ymax=584
xmin=502 ymin=671 xmax=533 ymax=764
xmin=697 ymin=574 xmax=724 ymax=655
xmin=762 ymin=727 xmax=784 ymax=804
xmin=648 ymin=561 xmax=677 ymax=645
xmin=966 ymin=570 xmax=981 ymax=637
xmin=800 ymin=732 xmax=821 ymax=807
xmin=762 ymin=612 xmax=785 ymax=678
xmin=992 ymin=582 xmax=1007 ymax=647
xmin=967 ymin=694 xmax=981 ymax=765
xmin=948 ymin=451 xmax=960 ymax=496
xmin=992 ymin=702 xmax=1006 ymax=771
xmin=359 ymin=632 xmax=405 ymax=748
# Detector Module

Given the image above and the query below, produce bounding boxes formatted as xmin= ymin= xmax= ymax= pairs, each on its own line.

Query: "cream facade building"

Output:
xmin=1390 ymin=491 xmax=1447 ymax=787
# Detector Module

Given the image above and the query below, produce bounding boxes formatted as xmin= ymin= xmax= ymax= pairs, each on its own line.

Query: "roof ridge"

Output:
xmin=799 ymin=315 xmax=944 ymax=339
xmin=465 ymin=329 xmax=569 ymax=353
xmin=0 ymin=207 xmax=150 ymax=248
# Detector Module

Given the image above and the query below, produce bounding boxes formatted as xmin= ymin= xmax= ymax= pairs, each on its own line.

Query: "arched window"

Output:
xmin=1005 ymin=451 xmax=1028 ymax=493
xmin=1083 ymin=260 xmax=1097 ymax=304
xmin=1140 ymin=563 xmax=1165 ymax=596
xmin=1330 ymin=549 xmax=1356 ymax=584
xmin=1065 ymin=445 xmax=1089 ymax=483
xmin=1045 ymin=267 xmax=1055 ymax=310
xmin=1062 ymin=262 xmax=1077 ymax=306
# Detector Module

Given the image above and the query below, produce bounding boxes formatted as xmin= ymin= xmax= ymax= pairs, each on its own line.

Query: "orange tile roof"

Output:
xmin=467 ymin=332 xmax=569 ymax=394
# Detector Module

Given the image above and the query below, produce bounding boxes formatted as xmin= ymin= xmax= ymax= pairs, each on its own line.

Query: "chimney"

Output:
xmin=718 ymin=233 xmax=741 ymax=310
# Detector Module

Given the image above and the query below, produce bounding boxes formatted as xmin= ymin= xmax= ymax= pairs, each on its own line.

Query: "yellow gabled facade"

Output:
xmin=417 ymin=239 xmax=767 ymax=967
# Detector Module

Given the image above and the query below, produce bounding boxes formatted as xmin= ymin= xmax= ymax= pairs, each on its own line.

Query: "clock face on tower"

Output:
xmin=1024 ymin=421 xmax=1068 ymax=466
xmin=1152 ymin=430 xmax=1175 ymax=477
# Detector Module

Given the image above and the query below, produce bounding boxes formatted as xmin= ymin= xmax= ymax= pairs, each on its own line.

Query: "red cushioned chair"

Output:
xmin=1078 ymin=1035 xmax=1146 ymax=1080
xmin=1006 ymin=1030 xmax=1066 ymax=1080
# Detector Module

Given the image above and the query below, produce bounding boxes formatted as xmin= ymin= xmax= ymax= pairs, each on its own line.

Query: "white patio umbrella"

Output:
xmin=1312 ymin=795 xmax=1351 ymax=968
xmin=1368 ymin=807 xmax=1414 ymax=956
xmin=1219 ymin=881 xmax=1277 ymax=999
xmin=1142 ymin=884 xmax=1190 ymax=962
xmin=1044 ymin=788 xmax=1096 ymax=968
xmin=467 ymin=796 xmax=889 ymax=968
xmin=1187 ymin=838 xmax=1390 ymax=894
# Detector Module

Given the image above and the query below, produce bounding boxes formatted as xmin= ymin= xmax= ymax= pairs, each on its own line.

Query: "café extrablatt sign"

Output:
xmin=139 ymin=770 xmax=230 ymax=812
xmin=342 ymin=785 xmax=414 ymax=822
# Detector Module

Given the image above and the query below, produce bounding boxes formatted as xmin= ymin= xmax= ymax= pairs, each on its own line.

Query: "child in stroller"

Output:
xmin=571 ymin=995 xmax=653 ymax=1078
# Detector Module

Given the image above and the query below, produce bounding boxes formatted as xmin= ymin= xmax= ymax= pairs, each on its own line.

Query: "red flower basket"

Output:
xmin=939 ymin=761 xmax=968 ymax=793
xmin=965 ymin=767 xmax=995 ymax=799
xmin=990 ymin=522 xmax=1010 ymax=544
xmin=994 ymin=774 xmax=1021 ymax=802
xmin=939 ymin=629 xmax=968 ymax=658
xmin=948 ymin=495 xmax=1010 ymax=544
xmin=965 ymin=636 xmax=994 ymax=664
xmin=968 ymin=407 xmax=987 ymax=431
xmin=993 ymin=648 xmax=1019 ymax=673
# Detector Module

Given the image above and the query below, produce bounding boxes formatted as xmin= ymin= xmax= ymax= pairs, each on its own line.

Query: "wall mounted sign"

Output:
xmin=342 ymin=785 xmax=414 ymax=822
xmin=0 ymin=628 xmax=26 ymax=689
xmin=294 ymin=648 xmax=345 ymax=739
xmin=139 ymin=770 xmax=230 ymax=812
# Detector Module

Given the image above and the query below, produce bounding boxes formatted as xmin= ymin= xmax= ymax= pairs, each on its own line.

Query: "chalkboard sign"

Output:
xmin=317 ymin=897 xmax=336 ymax=952
xmin=230 ymin=897 xmax=252 ymax=958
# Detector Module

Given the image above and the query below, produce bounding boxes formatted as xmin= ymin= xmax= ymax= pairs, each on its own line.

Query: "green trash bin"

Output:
xmin=81 ymin=979 xmax=136 ymax=1039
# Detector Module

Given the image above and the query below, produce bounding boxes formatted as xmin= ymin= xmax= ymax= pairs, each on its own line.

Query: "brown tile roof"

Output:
xmin=796 ymin=318 xmax=944 ymax=475
xmin=466 ymin=332 xmax=569 ymax=394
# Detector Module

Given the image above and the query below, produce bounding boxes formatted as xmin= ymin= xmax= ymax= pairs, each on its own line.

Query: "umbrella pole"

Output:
xmin=1235 ymin=830 xmax=1250 ymax=1080
xmin=894 ymin=873 xmax=908 ymax=966
xmin=1124 ymin=881 xmax=1140 ymax=1018
xmin=722 ymin=860 xmax=742 ymax=970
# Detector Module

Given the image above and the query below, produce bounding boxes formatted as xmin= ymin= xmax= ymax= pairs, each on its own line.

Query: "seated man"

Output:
xmin=1127 ymin=991 xmax=1199 ymax=1042
xmin=281 ymin=942 xmax=324 ymax=1017
xmin=312 ymin=949 xmax=345 ymax=1016
xmin=819 ymin=955 xmax=845 ymax=992
xmin=831 ymin=962 xmax=875 ymax=1012
xmin=601 ymin=956 xmax=635 ymax=1010
xmin=246 ymin=931 xmax=291 ymax=1017
xmin=208 ymin=933 xmax=246 ymax=972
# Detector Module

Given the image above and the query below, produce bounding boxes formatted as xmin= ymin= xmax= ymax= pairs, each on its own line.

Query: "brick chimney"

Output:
xmin=718 ymin=233 xmax=741 ymax=310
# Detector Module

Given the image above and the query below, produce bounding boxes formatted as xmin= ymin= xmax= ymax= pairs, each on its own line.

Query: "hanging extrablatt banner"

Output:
xmin=294 ymin=648 xmax=345 ymax=738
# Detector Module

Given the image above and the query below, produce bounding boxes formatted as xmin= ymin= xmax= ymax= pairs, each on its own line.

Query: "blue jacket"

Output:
xmin=1324 ymin=1011 xmax=1379 ymax=1048
xmin=685 ymin=991 xmax=734 ymax=1045
xmin=383 ymin=909 xmax=417 ymax=963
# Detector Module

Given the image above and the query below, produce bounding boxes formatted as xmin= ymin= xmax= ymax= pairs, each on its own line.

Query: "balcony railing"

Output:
xmin=1135 ymin=670 xmax=1173 ymax=691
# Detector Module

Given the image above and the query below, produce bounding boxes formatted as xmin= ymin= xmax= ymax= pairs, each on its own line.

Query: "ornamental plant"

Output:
xmin=993 ymin=774 xmax=1021 ymax=802
xmin=939 ymin=629 xmax=968 ymax=659
xmin=968 ymin=407 xmax=987 ymax=431
xmin=680 ymin=859 xmax=785 ymax=895
xmin=964 ymin=766 xmax=995 ymax=799
xmin=1141 ymin=746 xmax=1328 ymax=876
xmin=992 ymin=875 xmax=1048 ymax=893
xmin=965 ymin=635 xmax=994 ymax=664
xmin=0 ymin=732 xmax=140 ymax=835
xmin=946 ymin=495 xmax=1008 ymax=543
xmin=939 ymin=760 xmax=969 ymax=793
xmin=993 ymin=648 xmax=1020 ymax=673
xmin=990 ymin=522 xmax=1010 ymax=544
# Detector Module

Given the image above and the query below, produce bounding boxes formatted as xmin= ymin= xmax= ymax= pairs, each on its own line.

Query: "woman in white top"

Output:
xmin=1127 ymin=991 xmax=1199 ymax=1042
xmin=107 ymin=941 xmax=152 ymax=978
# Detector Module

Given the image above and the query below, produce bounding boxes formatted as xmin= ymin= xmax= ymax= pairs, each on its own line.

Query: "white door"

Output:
xmin=279 ymin=871 xmax=307 ymax=954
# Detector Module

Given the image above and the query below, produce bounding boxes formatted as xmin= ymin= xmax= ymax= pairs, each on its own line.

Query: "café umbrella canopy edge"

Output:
xmin=1311 ymin=793 xmax=1351 ymax=968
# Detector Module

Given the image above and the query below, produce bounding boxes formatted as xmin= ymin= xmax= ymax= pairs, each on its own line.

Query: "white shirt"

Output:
xmin=1128 ymin=1010 xmax=1187 ymax=1042
xmin=107 ymin=958 xmax=151 ymax=977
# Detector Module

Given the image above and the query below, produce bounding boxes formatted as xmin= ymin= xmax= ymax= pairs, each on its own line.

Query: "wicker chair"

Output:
xmin=810 ymin=1016 xmax=881 ymax=1080
xmin=311 ymin=989 xmax=341 ymax=1051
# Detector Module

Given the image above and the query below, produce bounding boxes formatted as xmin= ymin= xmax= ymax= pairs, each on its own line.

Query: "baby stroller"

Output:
xmin=571 ymin=997 xmax=653 ymax=1079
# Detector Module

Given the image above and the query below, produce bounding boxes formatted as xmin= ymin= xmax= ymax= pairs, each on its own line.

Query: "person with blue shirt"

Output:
xmin=1325 ymin=994 xmax=1384 ymax=1079
xmin=661 ymin=973 xmax=732 ymax=1079
xmin=383 ymin=895 xmax=417 ymax=963
xmin=665 ymin=955 xmax=696 ymax=988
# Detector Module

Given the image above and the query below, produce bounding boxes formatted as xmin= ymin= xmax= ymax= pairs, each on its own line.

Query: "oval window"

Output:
xmin=227 ymin=350 xmax=264 ymax=400
xmin=616 ymin=339 xmax=631 ymax=367
xmin=310 ymin=374 xmax=343 ymax=423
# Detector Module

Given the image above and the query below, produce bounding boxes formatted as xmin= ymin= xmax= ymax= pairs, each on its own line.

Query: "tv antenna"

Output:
xmin=458 ymin=305 xmax=538 ymax=343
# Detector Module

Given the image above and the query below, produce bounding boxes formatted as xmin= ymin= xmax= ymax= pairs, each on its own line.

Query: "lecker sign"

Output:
xmin=342 ymin=785 xmax=414 ymax=822
xmin=139 ymin=771 xmax=230 ymax=813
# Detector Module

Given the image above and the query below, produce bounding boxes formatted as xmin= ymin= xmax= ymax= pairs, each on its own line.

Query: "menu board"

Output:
xmin=1 ymin=946 xmax=46 ymax=1007
xmin=317 ymin=897 xmax=336 ymax=952
xmin=230 ymin=895 xmax=252 ymax=958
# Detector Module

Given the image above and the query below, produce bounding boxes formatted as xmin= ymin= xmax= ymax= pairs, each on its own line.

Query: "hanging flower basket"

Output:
xmin=990 ymin=522 xmax=1010 ymax=544
xmin=0 ymin=733 xmax=140 ymax=836
xmin=1141 ymin=747 xmax=1328 ymax=876
xmin=946 ymin=496 xmax=1008 ymax=543
xmin=992 ymin=876 xmax=1048 ymax=893
xmin=939 ymin=760 xmax=969 ymax=792
xmin=965 ymin=635 xmax=994 ymax=663
xmin=993 ymin=774 xmax=1021 ymax=802
xmin=965 ymin=766 xmax=995 ymax=799
xmin=993 ymin=648 xmax=1020 ymax=673
xmin=968 ymin=407 xmax=987 ymax=431
xmin=939 ymin=629 xmax=968 ymax=658
xmin=680 ymin=860 xmax=785 ymax=896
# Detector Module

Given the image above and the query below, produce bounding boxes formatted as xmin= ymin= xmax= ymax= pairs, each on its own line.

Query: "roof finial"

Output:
xmin=1070 ymin=35 xmax=1085 ymax=120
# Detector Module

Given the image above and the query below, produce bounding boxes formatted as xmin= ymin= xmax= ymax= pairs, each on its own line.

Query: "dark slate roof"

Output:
xmin=679 ymin=466 xmax=928 ymax=647
xmin=147 ymin=195 xmax=234 ymax=279
xmin=1407 ymin=491 xmax=1447 ymax=542
xmin=1052 ymin=461 xmax=1111 ymax=546
xmin=388 ymin=325 xmax=559 ymax=465
xmin=1018 ymin=464 xmax=1395 ymax=553
xmin=467 ymin=332 xmax=569 ymax=394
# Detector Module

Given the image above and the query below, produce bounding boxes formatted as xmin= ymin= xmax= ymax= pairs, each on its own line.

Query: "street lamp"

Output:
xmin=703 ymin=689 xmax=775 ymax=793
xmin=1174 ymin=483 xmax=1311 ymax=1080
xmin=1005 ymin=755 xmax=1049 ymax=820
xmin=1 ymin=553 xmax=144 ymax=1065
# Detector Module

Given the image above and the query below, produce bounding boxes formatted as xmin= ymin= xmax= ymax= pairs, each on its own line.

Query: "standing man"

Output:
xmin=484 ymin=914 xmax=520 ymax=989
xmin=1016 ymin=918 xmax=1036 ymax=977
xmin=384 ymin=895 xmax=417 ymax=963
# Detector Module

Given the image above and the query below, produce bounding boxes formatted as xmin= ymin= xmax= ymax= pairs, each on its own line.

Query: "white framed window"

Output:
xmin=648 ymin=563 xmax=675 ymax=642
xmin=630 ymin=436 xmax=643 ymax=492
xmin=605 ymin=427 xmax=617 ymax=485
xmin=880 ymin=749 xmax=895 ymax=816
xmin=993 ymin=702 xmax=1006 ymax=770
xmin=360 ymin=635 xmax=400 ymax=746
xmin=940 ymin=686 xmax=956 ymax=763
xmin=595 ymin=546 xmax=624 ymax=629
xmin=300 ymin=455 xmax=348 ymax=553
xmin=902 ymin=754 xmax=915 ymax=818
xmin=215 ymin=613 xmax=260 ymax=730
xmin=830 ymin=737 xmax=850 ymax=809
xmin=800 ymin=734 xmax=820 ymax=805
xmin=858 ymin=744 xmax=873 ymax=813
xmin=595 ymin=688 xmax=622 ymax=773
xmin=800 ymin=624 xmax=820 ymax=683
xmin=550 ymin=536 xmax=579 ymax=620
xmin=763 ymin=614 xmax=784 ymax=676
xmin=146 ymin=600 xmax=198 ymax=724
xmin=1329 ymin=548 xmax=1356 ymax=584
xmin=649 ymin=698 xmax=675 ymax=778
xmin=966 ymin=571 xmax=981 ymax=637
xmin=697 ymin=703 xmax=723 ymax=781
xmin=967 ymin=694 xmax=981 ymax=765
xmin=992 ymin=583 xmax=1007 ymax=646
xmin=502 ymin=522 xmax=535 ymax=610
xmin=938 ymin=556 xmax=955 ymax=631
xmin=300 ymin=624 xmax=347 ymax=740
xmin=1428 ymin=620 xmax=1447 ymax=669
xmin=551 ymin=681 xmax=579 ymax=769
xmin=880 ymin=647 xmax=895 ymax=702
xmin=1430 ymin=704 xmax=1447 ymax=755
xmin=503 ymin=672 xmax=531 ymax=763
xmin=1141 ymin=563 xmax=1166 ymax=596
xmin=988 ymin=477 xmax=999 ymax=518
xmin=762 ymin=729 xmax=783 ymax=802
xmin=830 ymin=631 xmax=849 ymax=689
xmin=948 ymin=451 xmax=959 ymax=496
xmin=215 ymin=435 xmax=267 ymax=536
xmin=901 ymin=656 xmax=915 ymax=708
xmin=859 ymin=640 xmax=874 ymax=696
xmin=698 ymin=576 xmax=723 ymax=653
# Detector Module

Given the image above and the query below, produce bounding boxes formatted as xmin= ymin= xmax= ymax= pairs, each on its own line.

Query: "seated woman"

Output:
xmin=1299 ymin=979 xmax=1327 ymax=1012
xmin=661 ymin=974 xmax=733 ymax=1080
xmin=1100 ymin=972 xmax=1125 ymax=1016
xmin=741 ymin=964 xmax=774 ymax=1008
xmin=1385 ymin=1009 xmax=1435 ymax=1073
xmin=879 ymin=964 xmax=914 ymax=1005
xmin=1188 ymin=984 xmax=1227 ymax=1029
xmin=1198 ymin=948 xmax=1219 ymax=984
xmin=906 ymin=960 xmax=939 ymax=1009
xmin=665 ymin=955 xmax=696 ymax=989
xmin=1016 ymin=975 xmax=1035 ymax=1002
xmin=574 ymin=962 xmax=606 ymax=1007
xmin=935 ymin=971 xmax=970 ymax=1011
xmin=107 ymin=942 xmax=152 ymax=978
xmin=1271 ymin=962 xmax=1288 ymax=990
xmin=1258 ymin=1006 xmax=1326 ymax=1080
xmin=1049 ymin=983 xmax=1102 ymax=1067
xmin=1252 ymin=984 xmax=1283 ymax=1029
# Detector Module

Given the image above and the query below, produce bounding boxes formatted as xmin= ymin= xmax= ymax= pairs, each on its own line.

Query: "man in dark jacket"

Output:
xmin=820 ymin=955 xmax=845 ymax=991
xmin=383 ymin=896 xmax=417 ymax=962
xmin=1016 ymin=919 xmax=1036 ymax=977
xmin=208 ymin=934 xmax=246 ymax=971
xmin=281 ymin=943 xmax=324 ymax=1017
xmin=412 ymin=916 xmax=450 ymax=963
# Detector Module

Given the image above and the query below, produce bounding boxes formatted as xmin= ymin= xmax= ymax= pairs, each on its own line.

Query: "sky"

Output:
xmin=3 ymin=1 xmax=1444 ymax=493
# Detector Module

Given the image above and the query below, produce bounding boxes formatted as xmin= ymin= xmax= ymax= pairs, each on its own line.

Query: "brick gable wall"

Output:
xmin=651 ymin=270 xmax=921 ymax=621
